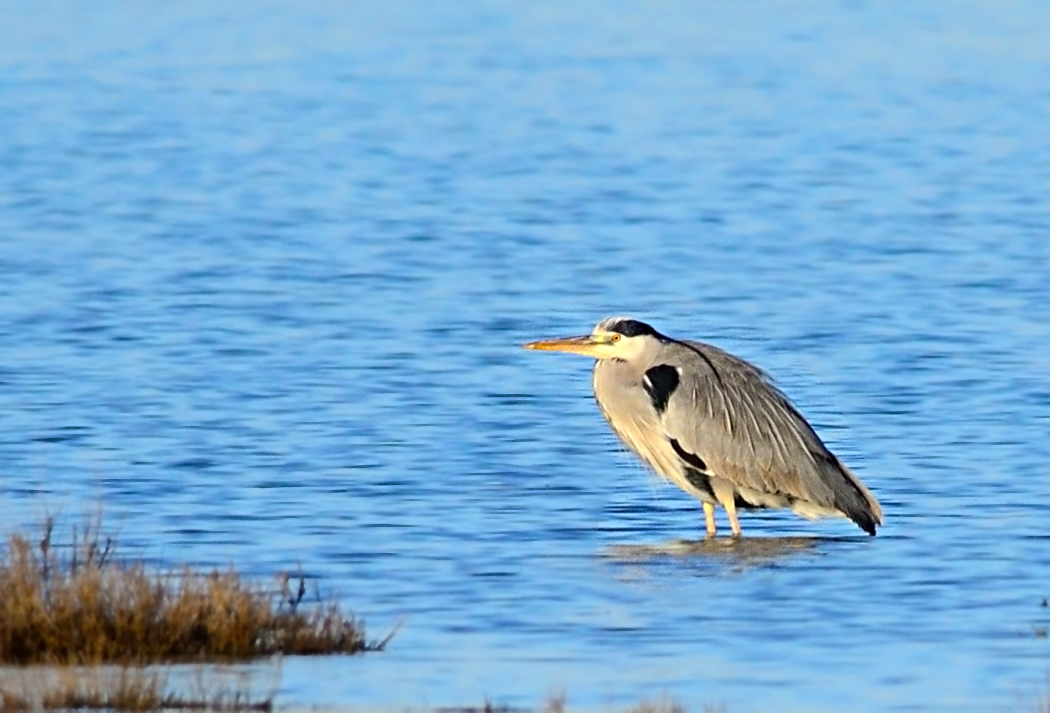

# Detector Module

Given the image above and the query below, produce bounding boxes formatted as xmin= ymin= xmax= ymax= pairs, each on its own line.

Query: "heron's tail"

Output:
xmin=827 ymin=456 xmax=883 ymax=536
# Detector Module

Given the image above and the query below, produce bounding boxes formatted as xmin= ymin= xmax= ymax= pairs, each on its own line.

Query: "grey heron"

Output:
xmin=524 ymin=317 xmax=882 ymax=537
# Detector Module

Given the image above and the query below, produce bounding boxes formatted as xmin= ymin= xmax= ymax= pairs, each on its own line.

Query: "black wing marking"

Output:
xmin=683 ymin=468 xmax=715 ymax=499
xmin=670 ymin=437 xmax=706 ymax=471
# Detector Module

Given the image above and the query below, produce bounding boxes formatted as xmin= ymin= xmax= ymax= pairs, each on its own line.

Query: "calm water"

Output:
xmin=2 ymin=2 xmax=1050 ymax=711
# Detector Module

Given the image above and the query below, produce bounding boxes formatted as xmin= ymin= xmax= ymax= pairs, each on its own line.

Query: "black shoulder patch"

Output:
xmin=643 ymin=364 xmax=679 ymax=414
xmin=670 ymin=438 xmax=707 ymax=472
xmin=610 ymin=319 xmax=659 ymax=338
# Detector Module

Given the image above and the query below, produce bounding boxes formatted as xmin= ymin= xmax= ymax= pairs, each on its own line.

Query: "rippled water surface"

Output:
xmin=3 ymin=2 xmax=1050 ymax=711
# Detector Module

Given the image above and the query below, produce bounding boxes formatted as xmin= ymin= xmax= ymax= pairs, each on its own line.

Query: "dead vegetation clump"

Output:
xmin=0 ymin=516 xmax=388 ymax=665
xmin=439 ymin=695 xmax=699 ymax=713
xmin=0 ymin=664 xmax=275 ymax=712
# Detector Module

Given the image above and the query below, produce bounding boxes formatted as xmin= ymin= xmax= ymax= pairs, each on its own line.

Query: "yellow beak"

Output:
xmin=523 ymin=334 xmax=605 ymax=357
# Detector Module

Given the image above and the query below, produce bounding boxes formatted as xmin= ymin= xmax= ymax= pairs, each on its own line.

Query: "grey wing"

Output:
xmin=658 ymin=340 xmax=882 ymax=530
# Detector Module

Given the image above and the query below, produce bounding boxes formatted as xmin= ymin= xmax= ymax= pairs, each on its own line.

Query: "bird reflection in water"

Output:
xmin=605 ymin=535 xmax=833 ymax=573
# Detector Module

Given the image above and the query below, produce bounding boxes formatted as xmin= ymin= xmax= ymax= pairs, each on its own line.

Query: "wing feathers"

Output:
xmin=662 ymin=340 xmax=882 ymax=533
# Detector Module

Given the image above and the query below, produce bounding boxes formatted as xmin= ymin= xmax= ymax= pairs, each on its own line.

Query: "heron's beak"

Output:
xmin=523 ymin=334 xmax=607 ymax=357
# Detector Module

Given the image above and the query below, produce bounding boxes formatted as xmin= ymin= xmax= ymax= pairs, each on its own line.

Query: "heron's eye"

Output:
xmin=610 ymin=334 xmax=622 ymax=343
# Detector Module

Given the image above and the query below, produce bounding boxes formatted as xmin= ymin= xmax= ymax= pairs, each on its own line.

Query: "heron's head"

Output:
xmin=524 ymin=317 xmax=664 ymax=361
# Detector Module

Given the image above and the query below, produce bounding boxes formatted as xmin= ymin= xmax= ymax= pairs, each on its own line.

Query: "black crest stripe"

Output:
xmin=609 ymin=319 xmax=659 ymax=338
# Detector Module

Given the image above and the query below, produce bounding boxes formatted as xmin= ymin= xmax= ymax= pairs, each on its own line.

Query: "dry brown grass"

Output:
xmin=440 ymin=694 xmax=703 ymax=713
xmin=624 ymin=697 xmax=688 ymax=713
xmin=0 ymin=515 xmax=390 ymax=665
xmin=0 ymin=664 xmax=275 ymax=711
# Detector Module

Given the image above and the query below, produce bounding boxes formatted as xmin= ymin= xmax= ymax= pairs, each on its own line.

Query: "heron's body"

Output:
xmin=525 ymin=317 xmax=882 ymax=537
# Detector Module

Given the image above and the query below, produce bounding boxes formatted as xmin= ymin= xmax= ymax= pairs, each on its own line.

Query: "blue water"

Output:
xmin=3 ymin=2 xmax=1050 ymax=711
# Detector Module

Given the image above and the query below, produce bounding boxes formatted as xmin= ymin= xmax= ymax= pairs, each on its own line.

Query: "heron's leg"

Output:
xmin=724 ymin=499 xmax=742 ymax=537
xmin=702 ymin=502 xmax=717 ymax=537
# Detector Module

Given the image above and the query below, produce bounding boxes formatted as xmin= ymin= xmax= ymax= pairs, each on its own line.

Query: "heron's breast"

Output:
xmin=592 ymin=363 xmax=683 ymax=481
